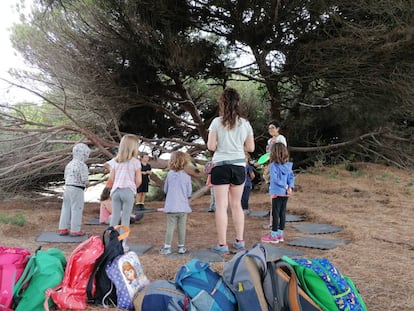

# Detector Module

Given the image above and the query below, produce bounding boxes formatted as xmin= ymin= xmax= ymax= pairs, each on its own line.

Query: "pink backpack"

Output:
xmin=44 ymin=236 xmax=104 ymax=310
xmin=0 ymin=246 xmax=31 ymax=310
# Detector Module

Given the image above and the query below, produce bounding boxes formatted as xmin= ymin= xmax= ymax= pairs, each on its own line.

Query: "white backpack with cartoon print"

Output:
xmin=105 ymin=251 xmax=150 ymax=310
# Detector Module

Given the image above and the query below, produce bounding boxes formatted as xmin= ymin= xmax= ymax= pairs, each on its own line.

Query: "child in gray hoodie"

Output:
xmin=58 ymin=143 xmax=90 ymax=236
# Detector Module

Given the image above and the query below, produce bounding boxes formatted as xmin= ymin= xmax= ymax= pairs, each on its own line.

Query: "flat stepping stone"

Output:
xmin=85 ymin=218 xmax=102 ymax=225
xmin=288 ymin=237 xmax=349 ymax=250
xmin=86 ymin=215 xmax=145 ymax=226
xmin=292 ymin=223 xmax=342 ymax=234
xmin=128 ymin=244 xmax=153 ymax=255
xmin=286 ymin=215 xmax=305 ymax=222
xmin=133 ymin=207 xmax=157 ymax=214
xmin=262 ymin=244 xmax=305 ymax=261
xmin=188 ymin=249 xmax=225 ymax=262
xmin=249 ymin=210 xmax=269 ymax=217
xmin=248 ymin=211 xmax=304 ymax=222
xmin=168 ymin=252 xmax=191 ymax=259
xmin=36 ymin=231 xmax=88 ymax=243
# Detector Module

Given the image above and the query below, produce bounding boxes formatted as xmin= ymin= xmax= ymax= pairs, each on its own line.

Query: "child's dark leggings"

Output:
xmin=271 ymin=196 xmax=288 ymax=232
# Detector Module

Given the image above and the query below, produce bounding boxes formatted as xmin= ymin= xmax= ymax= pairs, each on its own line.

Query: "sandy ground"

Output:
xmin=1 ymin=162 xmax=413 ymax=310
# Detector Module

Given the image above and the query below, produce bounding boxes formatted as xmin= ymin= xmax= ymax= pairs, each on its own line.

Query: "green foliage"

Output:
xmin=2 ymin=0 xmax=412 ymax=195
xmin=10 ymin=102 xmax=69 ymax=127
xmin=146 ymin=185 xmax=165 ymax=202
xmin=405 ymin=179 xmax=414 ymax=195
xmin=146 ymin=170 xmax=167 ymax=201
xmin=0 ymin=212 xmax=26 ymax=226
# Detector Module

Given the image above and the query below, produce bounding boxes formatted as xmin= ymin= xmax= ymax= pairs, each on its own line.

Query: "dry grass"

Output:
xmin=1 ymin=162 xmax=413 ymax=310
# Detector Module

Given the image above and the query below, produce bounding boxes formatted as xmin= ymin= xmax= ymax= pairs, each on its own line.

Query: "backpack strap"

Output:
xmin=113 ymin=225 xmax=130 ymax=241
xmin=268 ymin=261 xmax=302 ymax=311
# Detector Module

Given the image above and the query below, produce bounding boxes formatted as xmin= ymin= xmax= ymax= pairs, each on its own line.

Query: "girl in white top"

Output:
xmin=207 ymin=87 xmax=255 ymax=255
xmin=266 ymin=120 xmax=287 ymax=152
xmin=264 ymin=120 xmax=287 ymax=230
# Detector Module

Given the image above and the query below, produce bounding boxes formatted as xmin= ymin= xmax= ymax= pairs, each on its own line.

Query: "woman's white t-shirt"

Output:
xmin=208 ymin=117 xmax=253 ymax=166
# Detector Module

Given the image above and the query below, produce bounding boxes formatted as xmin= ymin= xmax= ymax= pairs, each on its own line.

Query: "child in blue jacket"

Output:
xmin=261 ymin=143 xmax=295 ymax=243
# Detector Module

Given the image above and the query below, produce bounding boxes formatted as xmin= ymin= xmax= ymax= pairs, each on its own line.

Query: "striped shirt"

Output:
xmin=110 ymin=158 xmax=141 ymax=195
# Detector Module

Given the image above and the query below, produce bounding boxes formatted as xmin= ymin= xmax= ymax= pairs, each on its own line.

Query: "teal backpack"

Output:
xmin=282 ymin=256 xmax=367 ymax=311
xmin=175 ymin=259 xmax=237 ymax=311
xmin=13 ymin=247 xmax=66 ymax=311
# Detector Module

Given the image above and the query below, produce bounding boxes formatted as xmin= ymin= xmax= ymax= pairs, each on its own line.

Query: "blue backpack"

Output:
xmin=134 ymin=280 xmax=195 ymax=311
xmin=175 ymin=259 xmax=237 ymax=311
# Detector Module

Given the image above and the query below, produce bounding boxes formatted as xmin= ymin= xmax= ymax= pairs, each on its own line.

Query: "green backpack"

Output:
xmin=282 ymin=256 xmax=367 ymax=311
xmin=13 ymin=247 xmax=66 ymax=311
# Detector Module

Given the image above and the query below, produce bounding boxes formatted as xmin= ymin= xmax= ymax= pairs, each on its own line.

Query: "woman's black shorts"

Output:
xmin=211 ymin=165 xmax=246 ymax=186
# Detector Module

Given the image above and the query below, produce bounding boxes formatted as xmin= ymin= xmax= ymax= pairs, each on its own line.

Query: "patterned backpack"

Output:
xmin=105 ymin=251 xmax=149 ymax=310
xmin=282 ymin=256 xmax=367 ymax=311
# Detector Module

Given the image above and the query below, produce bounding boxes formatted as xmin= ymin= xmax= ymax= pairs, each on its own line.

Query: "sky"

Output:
xmin=0 ymin=0 xmax=36 ymax=104
xmin=0 ymin=1 xmax=254 ymax=105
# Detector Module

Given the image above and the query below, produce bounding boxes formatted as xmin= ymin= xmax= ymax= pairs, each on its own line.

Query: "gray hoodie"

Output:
xmin=64 ymin=143 xmax=90 ymax=187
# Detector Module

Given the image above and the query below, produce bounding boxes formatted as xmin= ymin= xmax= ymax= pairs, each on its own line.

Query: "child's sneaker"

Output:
xmin=278 ymin=233 xmax=284 ymax=242
xmin=59 ymin=229 xmax=69 ymax=236
xmin=261 ymin=233 xmax=279 ymax=244
xmin=211 ymin=244 xmax=229 ymax=255
xmin=177 ymin=246 xmax=187 ymax=254
xmin=70 ymin=230 xmax=86 ymax=237
xmin=232 ymin=240 xmax=246 ymax=251
xmin=159 ymin=246 xmax=172 ymax=255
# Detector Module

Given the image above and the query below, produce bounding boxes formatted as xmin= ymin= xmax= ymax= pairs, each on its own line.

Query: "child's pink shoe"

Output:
xmin=261 ymin=233 xmax=279 ymax=244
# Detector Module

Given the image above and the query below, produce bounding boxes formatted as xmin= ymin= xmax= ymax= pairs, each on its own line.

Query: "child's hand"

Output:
xmin=287 ymin=187 xmax=293 ymax=195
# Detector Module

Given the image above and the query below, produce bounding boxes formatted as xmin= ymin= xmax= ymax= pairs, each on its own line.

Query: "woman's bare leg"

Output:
xmin=213 ymin=185 xmax=230 ymax=245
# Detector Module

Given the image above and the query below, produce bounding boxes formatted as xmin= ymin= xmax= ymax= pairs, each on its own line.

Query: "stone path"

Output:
xmin=37 ymin=210 xmax=348 ymax=262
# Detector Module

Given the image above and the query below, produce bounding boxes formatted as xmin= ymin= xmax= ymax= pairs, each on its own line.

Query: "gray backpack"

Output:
xmin=222 ymin=243 xmax=321 ymax=311
xmin=133 ymin=280 xmax=195 ymax=311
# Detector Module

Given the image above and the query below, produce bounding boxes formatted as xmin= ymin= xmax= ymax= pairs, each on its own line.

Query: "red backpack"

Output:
xmin=0 ymin=246 xmax=31 ymax=311
xmin=44 ymin=235 xmax=104 ymax=310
